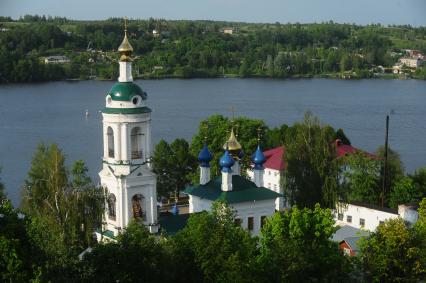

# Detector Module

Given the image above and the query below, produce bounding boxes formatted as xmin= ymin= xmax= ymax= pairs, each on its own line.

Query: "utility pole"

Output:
xmin=382 ymin=115 xmax=389 ymax=207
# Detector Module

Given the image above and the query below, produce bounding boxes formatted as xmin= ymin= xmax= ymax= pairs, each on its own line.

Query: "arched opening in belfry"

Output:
xmin=132 ymin=194 xmax=145 ymax=220
xmin=107 ymin=126 xmax=115 ymax=158
xmin=131 ymin=127 xmax=143 ymax=159
xmin=108 ymin=194 xmax=116 ymax=220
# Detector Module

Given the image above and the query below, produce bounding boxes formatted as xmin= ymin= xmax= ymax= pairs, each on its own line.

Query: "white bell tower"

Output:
xmin=98 ymin=20 xmax=158 ymax=237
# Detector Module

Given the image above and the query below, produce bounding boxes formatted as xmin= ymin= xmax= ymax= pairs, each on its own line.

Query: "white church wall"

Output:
xmin=334 ymin=203 xmax=399 ymax=231
xmin=189 ymin=195 xmax=277 ymax=236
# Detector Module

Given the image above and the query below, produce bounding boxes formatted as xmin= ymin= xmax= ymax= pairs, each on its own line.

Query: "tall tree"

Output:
xmin=152 ymin=139 xmax=197 ymax=199
xmin=284 ymin=112 xmax=340 ymax=208
xmin=258 ymin=204 xmax=351 ymax=282
xmin=359 ymin=218 xmax=425 ymax=282
xmin=171 ymin=201 xmax=257 ymax=283
xmin=341 ymin=152 xmax=381 ymax=204
xmin=21 ymin=143 xmax=104 ymax=250
xmin=376 ymin=146 xmax=404 ymax=206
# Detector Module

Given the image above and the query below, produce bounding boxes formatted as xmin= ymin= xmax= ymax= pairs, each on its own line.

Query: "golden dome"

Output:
xmin=223 ymin=128 xmax=242 ymax=151
xmin=118 ymin=32 xmax=133 ymax=53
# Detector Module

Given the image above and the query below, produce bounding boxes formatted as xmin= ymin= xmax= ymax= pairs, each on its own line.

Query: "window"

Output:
xmin=132 ymin=194 xmax=145 ymax=220
xmin=273 ymin=184 xmax=277 ymax=190
xmin=131 ymin=127 xmax=143 ymax=159
xmin=248 ymin=217 xmax=254 ymax=231
xmin=338 ymin=213 xmax=343 ymax=221
xmin=268 ymin=171 xmax=271 ymax=176
xmin=347 ymin=215 xmax=352 ymax=223
xmin=379 ymin=221 xmax=384 ymax=226
xmin=107 ymin=127 xmax=114 ymax=158
xmin=261 ymin=216 xmax=267 ymax=228
xmin=274 ymin=171 xmax=278 ymax=177
xmin=235 ymin=218 xmax=242 ymax=226
xmin=268 ymin=183 xmax=271 ymax=188
xmin=359 ymin=218 xmax=365 ymax=227
xmin=107 ymin=194 xmax=116 ymax=220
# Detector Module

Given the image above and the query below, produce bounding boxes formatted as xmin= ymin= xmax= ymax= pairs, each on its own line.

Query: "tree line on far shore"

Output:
xmin=1 ymin=113 xmax=426 ymax=282
xmin=1 ymin=16 xmax=426 ymax=83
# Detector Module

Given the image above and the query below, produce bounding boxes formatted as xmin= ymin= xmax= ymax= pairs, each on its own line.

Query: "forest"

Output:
xmin=0 ymin=15 xmax=426 ymax=83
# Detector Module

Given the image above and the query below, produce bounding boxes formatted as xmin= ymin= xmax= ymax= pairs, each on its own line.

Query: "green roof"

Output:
xmin=102 ymin=106 xmax=152 ymax=114
xmin=159 ymin=213 xmax=191 ymax=236
xmin=184 ymin=175 xmax=282 ymax=204
xmin=108 ymin=82 xmax=147 ymax=101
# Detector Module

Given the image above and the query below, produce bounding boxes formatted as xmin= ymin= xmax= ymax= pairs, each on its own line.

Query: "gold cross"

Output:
xmin=124 ymin=17 xmax=128 ymax=33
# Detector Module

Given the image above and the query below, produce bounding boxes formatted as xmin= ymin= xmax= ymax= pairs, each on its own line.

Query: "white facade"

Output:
xmin=247 ymin=167 xmax=285 ymax=210
xmin=189 ymin=196 xmax=276 ymax=236
xmin=400 ymin=57 xmax=422 ymax=68
xmin=98 ymin=31 xmax=158 ymax=237
xmin=44 ymin=55 xmax=70 ymax=64
xmin=334 ymin=202 xmax=418 ymax=232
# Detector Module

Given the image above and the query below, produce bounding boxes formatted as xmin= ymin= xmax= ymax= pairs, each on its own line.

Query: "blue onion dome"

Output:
xmin=219 ymin=149 xmax=235 ymax=172
xmin=198 ymin=143 xmax=213 ymax=167
xmin=252 ymin=145 xmax=266 ymax=170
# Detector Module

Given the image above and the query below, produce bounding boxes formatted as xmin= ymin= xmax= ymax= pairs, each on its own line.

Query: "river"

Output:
xmin=0 ymin=78 xmax=425 ymax=205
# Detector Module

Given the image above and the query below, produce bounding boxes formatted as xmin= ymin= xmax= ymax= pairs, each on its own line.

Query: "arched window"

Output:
xmin=132 ymin=194 xmax=145 ymax=220
xmin=108 ymin=194 xmax=116 ymax=220
xmin=107 ymin=127 xmax=114 ymax=158
xmin=131 ymin=127 xmax=143 ymax=159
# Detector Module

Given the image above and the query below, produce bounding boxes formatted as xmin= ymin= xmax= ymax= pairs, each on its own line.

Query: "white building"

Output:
xmin=247 ymin=146 xmax=285 ymax=210
xmin=223 ymin=27 xmax=236 ymax=34
xmin=44 ymin=55 xmax=70 ymax=64
xmin=185 ymin=130 xmax=281 ymax=235
xmin=393 ymin=57 xmax=423 ymax=73
xmin=97 ymin=26 xmax=158 ymax=240
xmin=334 ymin=202 xmax=419 ymax=231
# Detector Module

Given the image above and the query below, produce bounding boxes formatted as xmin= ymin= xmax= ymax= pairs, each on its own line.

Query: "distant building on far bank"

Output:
xmin=222 ymin=27 xmax=238 ymax=34
xmin=43 ymin=55 xmax=70 ymax=64
xmin=393 ymin=54 xmax=424 ymax=74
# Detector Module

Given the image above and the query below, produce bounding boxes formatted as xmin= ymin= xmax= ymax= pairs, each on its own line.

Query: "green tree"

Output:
xmin=81 ymin=221 xmax=171 ymax=283
xmin=389 ymin=176 xmax=422 ymax=208
xmin=359 ymin=218 xmax=425 ymax=282
xmin=341 ymin=152 xmax=381 ymax=204
xmin=376 ymin=146 xmax=404 ymax=205
xmin=21 ymin=143 xmax=104 ymax=250
xmin=152 ymin=139 xmax=197 ymax=199
xmin=258 ymin=204 xmax=350 ymax=282
xmin=284 ymin=112 xmax=340 ymax=208
xmin=0 ymin=201 xmax=43 ymax=282
xmin=172 ymin=201 xmax=257 ymax=283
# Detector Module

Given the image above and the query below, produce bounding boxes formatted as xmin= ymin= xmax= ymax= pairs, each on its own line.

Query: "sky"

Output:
xmin=1 ymin=0 xmax=425 ymax=26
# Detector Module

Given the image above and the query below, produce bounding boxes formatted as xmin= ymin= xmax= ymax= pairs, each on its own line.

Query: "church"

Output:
xmin=96 ymin=24 xmax=282 ymax=240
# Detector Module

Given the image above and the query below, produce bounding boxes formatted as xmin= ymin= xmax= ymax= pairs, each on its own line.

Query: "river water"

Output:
xmin=0 ymin=78 xmax=425 ymax=205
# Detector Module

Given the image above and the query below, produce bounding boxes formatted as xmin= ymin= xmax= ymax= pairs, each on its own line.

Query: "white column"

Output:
xmin=221 ymin=171 xmax=233 ymax=191
xmin=103 ymin=125 xmax=108 ymax=159
xmin=200 ymin=167 xmax=211 ymax=185
xmin=146 ymin=119 xmax=152 ymax=166
xmin=122 ymin=178 xmax=128 ymax=228
xmin=121 ymin=123 xmax=128 ymax=161
xmin=253 ymin=169 xmax=264 ymax=187
xmin=114 ymin=124 xmax=121 ymax=161
xmin=118 ymin=61 xmax=133 ymax=82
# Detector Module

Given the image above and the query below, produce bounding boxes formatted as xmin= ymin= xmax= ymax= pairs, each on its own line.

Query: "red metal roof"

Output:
xmin=263 ymin=146 xmax=285 ymax=170
xmin=261 ymin=140 xmax=374 ymax=170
